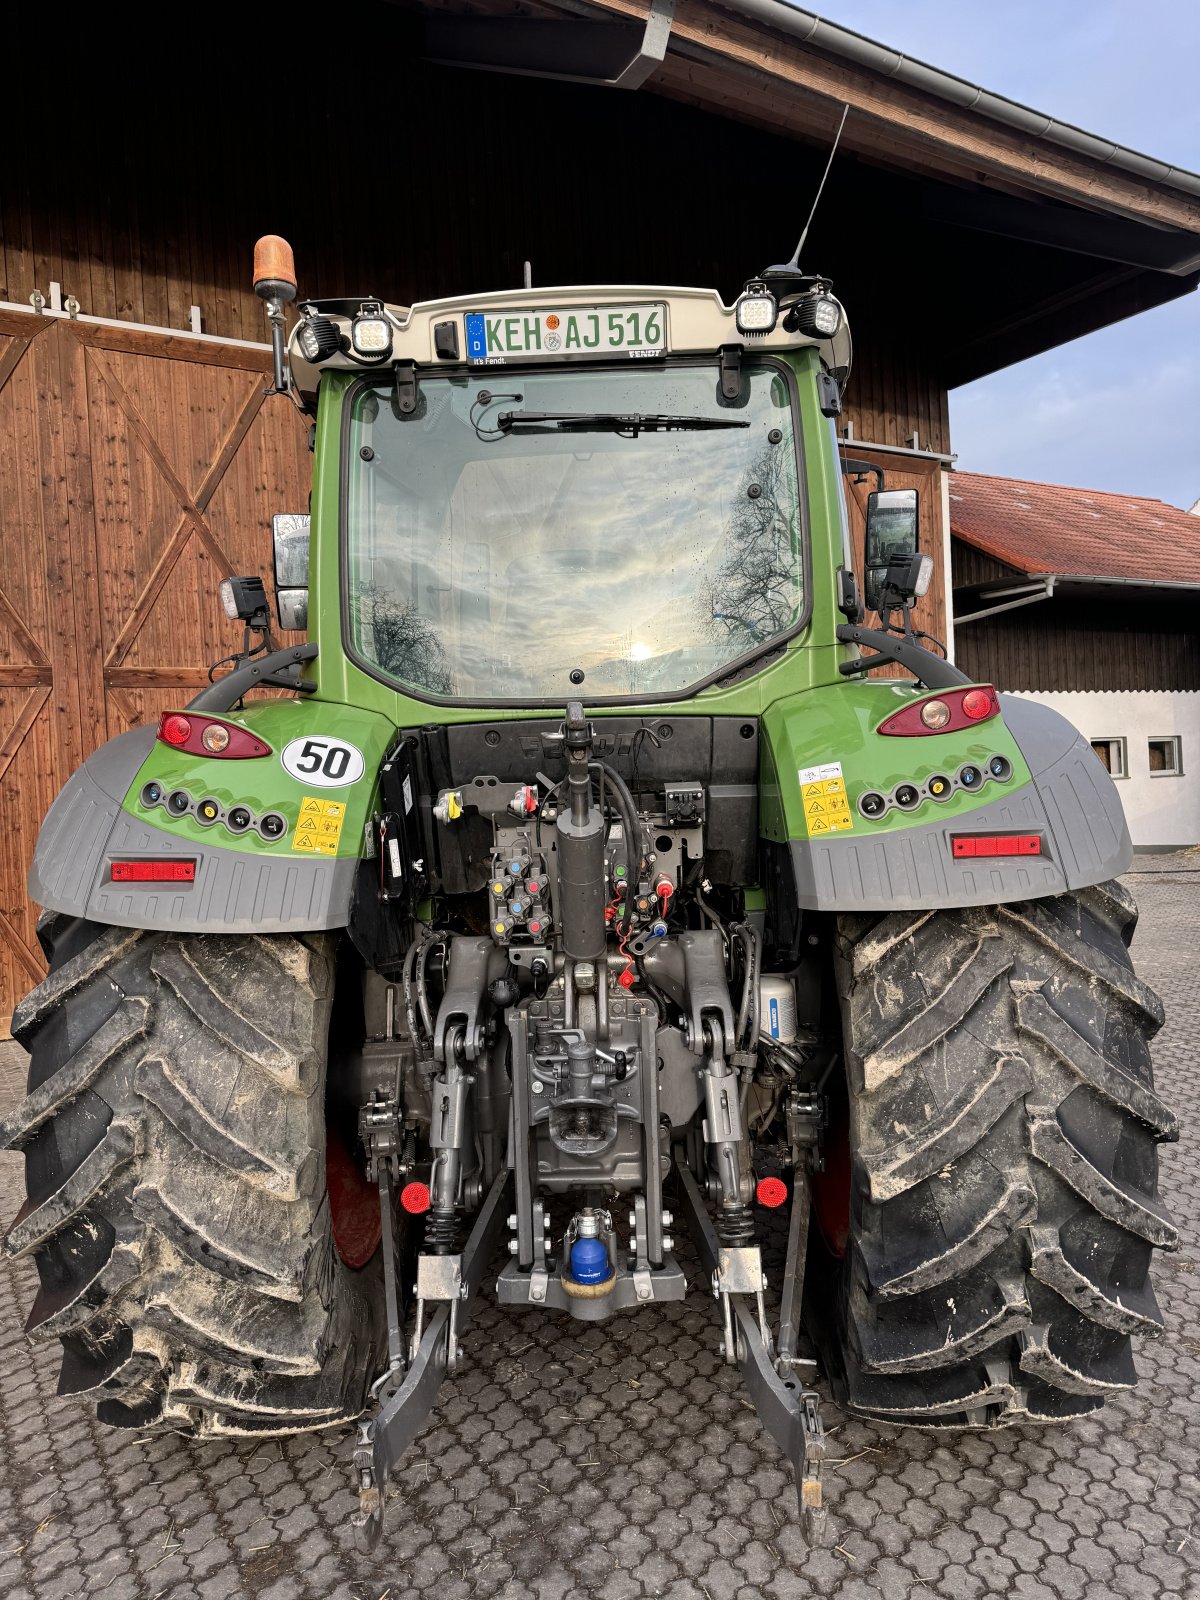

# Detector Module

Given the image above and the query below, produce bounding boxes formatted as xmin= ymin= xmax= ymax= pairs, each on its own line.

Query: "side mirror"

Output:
xmin=272 ymin=513 xmax=310 ymax=632
xmin=864 ymin=488 xmax=919 ymax=612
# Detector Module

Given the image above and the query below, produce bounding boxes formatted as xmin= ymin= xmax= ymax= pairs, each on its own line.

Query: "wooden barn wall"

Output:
xmin=0 ymin=15 xmax=949 ymax=459
xmin=954 ymin=598 xmax=1200 ymax=692
xmin=0 ymin=309 xmax=308 ymax=1030
xmin=950 ymin=535 xmax=1023 ymax=588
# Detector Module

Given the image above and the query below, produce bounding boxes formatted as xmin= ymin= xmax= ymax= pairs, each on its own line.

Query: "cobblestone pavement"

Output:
xmin=1 ymin=863 xmax=1198 ymax=1600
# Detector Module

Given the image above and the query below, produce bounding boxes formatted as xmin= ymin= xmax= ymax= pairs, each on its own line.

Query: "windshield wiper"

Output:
xmin=495 ymin=410 xmax=751 ymax=435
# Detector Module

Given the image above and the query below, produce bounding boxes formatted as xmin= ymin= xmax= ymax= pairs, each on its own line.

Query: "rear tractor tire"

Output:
xmin=828 ymin=879 xmax=1178 ymax=1427
xmin=2 ymin=917 xmax=383 ymax=1436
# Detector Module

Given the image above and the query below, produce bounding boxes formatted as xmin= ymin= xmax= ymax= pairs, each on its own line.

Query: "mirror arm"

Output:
xmin=841 ymin=454 xmax=885 ymax=489
xmin=187 ymin=643 xmax=319 ymax=712
xmin=835 ymin=623 xmax=968 ymax=689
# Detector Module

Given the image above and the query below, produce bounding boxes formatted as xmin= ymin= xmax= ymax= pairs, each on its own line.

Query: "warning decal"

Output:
xmin=291 ymin=795 xmax=347 ymax=855
xmin=798 ymin=761 xmax=854 ymax=836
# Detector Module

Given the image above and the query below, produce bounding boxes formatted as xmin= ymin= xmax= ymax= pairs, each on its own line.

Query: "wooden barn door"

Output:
xmin=0 ymin=308 xmax=310 ymax=1031
xmin=842 ymin=451 xmax=949 ymax=666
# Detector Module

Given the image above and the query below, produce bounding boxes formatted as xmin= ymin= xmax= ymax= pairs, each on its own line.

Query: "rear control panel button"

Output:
xmin=137 ymin=782 xmax=291 ymax=843
xmin=855 ymin=754 xmax=1017 ymax=821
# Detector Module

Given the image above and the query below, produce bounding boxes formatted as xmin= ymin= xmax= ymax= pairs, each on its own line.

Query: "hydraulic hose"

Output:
xmin=402 ymin=929 xmax=450 ymax=1058
xmin=695 ymin=886 xmax=729 ymax=951
xmin=734 ymin=922 xmax=761 ymax=1051
xmin=596 ymin=761 xmax=644 ymax=940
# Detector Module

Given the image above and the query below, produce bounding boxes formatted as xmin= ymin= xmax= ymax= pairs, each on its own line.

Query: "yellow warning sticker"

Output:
xmin=291 ymin=795 xmax=347 ymax=856
xmin=798 ymin=761 xmax=853 ymax=835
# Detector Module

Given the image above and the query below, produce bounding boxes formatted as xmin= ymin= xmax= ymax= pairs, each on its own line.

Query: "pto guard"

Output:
xmin=27 ymin=703 xmax=390 ymax=934
xmin=782 ymin=693 xmax=1131 ymax=913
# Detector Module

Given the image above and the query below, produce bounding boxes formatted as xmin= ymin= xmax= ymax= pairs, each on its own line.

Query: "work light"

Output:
xmin=734 ymin=282 xmax=778 ymax=335
xmin=218 ymin=575 xmax=269 ymax=622
xmin=296 ymin=314 xmax=342 ymax=364
xmin=351 ymin=302 xmax=393 ymax=361
xmin=884 ymin=551 xmax=934 ymax=600
xmin=787 ymin=293 xmax=842 ymax=337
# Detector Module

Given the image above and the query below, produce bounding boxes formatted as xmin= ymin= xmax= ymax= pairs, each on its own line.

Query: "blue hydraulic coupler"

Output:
xmin=568 ymin=1234 xmax=612 ymax=1285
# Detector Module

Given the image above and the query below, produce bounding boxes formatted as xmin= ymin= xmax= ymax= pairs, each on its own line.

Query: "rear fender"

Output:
xmin=28 ymin=701 xmax=393 ymax=934
xmin=764 ymin=685 xmax=1129 ymax=913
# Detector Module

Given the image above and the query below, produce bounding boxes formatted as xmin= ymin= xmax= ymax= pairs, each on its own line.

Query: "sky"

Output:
xmin=813 ymin=1 xmax=1200 ymax=509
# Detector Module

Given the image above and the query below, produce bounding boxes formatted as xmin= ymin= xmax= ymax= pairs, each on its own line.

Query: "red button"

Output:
xmin=400 ymin=1182 xmax=431 ymax=1214
xmin=756 ymin=1176 xmax=788 ymax=1208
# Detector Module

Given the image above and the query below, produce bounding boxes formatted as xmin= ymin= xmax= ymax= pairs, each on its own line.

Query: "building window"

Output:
xmin=1148 ymin=736 xmax=1183 ymax=777
xmin=1090 ymin=737 xmax=1128 ymax=778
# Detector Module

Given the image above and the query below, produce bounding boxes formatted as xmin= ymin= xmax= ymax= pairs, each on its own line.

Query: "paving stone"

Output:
xmin=2 ymin=857 xmax=1199 ymax=1597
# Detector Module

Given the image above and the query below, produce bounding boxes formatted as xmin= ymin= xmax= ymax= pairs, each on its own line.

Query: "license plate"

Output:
xmin=464 ymin=304 xmax=666 ymax=364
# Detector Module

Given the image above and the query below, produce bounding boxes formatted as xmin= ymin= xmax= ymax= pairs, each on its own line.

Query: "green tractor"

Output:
xmin=3 ymin=235 xmax=1176 ymax=1549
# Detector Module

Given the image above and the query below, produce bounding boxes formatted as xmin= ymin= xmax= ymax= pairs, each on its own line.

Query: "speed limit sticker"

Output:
xmin=280 ymin=736 xmax=365 ymax=789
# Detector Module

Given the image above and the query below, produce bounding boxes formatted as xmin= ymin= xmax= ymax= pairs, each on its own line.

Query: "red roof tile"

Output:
xmin=949 ymin=471 xmax=1200 ymax=583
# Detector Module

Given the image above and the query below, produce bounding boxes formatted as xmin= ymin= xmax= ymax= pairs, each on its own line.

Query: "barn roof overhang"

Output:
xmin=954 ymin=572 xmax=1200 ymax=626
xmin=402 ymin=0 xmax=1200 ymax=385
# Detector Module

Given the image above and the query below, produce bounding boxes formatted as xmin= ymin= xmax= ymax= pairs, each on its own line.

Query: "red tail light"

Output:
xmin=878 ymin=686 xmax=1001 ymax=736
xmin=951 ymin=834 xmax=1042 ymax=859
xmin=156 ymin=712 xmax=271 ymax=759
xmin=111 ymin=859 xmax=197 ymax=882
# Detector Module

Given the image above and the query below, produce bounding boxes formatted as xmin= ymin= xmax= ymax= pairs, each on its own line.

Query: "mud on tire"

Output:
xmin=830 ymin=879 xmax=1178 ymax=1427
xmin=2 ymin=916 xmax=382 ymax=1436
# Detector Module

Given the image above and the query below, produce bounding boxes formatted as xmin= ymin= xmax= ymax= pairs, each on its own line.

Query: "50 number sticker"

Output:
xmin=281 ymin=736 xmax=365 ymax=789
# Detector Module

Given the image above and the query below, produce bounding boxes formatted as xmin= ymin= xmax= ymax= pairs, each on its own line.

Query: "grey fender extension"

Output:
xmin=28 ymin=727 xmax=357 ymax=935
xmin=788 ymin=696 xmax=1131 ymax=912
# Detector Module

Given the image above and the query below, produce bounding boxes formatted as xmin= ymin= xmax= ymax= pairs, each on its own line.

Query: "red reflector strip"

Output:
xmin=400 ymin=1182 xmax=431 ymax=1215
xmin=951 ymin=834 xmax=1042 ymax=859
xmin=110 ymin=859 xmax=197 ymax=882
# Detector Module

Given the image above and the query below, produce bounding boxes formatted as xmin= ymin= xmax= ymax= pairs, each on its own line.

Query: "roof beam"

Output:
xmin=578 ymin=0 xmax=1200 ymax=233
xmin=422 ymin=6 xmax=674 ymax=89
xmin=944 ymin=264 xmax=1200 ymax=386
xmin=922 ymin=188 xmax=1200 ymax=277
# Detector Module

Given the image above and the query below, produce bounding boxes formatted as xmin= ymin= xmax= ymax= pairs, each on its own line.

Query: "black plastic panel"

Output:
xmin=443 ymin=715 xmax=757 ymax=790
xmin=411 ymin=716 xmax=761 ymax=889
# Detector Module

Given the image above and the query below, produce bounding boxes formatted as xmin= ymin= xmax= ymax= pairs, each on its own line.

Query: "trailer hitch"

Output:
xmin=674 ymin=1153 xmax=828 ymax=1545
xmin=350 ymin=1168 xmax=513 ymax=1551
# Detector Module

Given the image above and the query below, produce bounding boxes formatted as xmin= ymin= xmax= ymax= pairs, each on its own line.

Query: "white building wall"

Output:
xmin=1010 ymin=690 xmax=1200 ymax=850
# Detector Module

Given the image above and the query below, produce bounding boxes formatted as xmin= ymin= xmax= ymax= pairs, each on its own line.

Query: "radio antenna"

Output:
xmin=788 ymin=103 xmax=850 ymax=268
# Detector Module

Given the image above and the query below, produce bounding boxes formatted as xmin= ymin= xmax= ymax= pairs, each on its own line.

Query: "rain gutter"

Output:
xmin=718 ymin=1 xmax=1200 ymax=199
